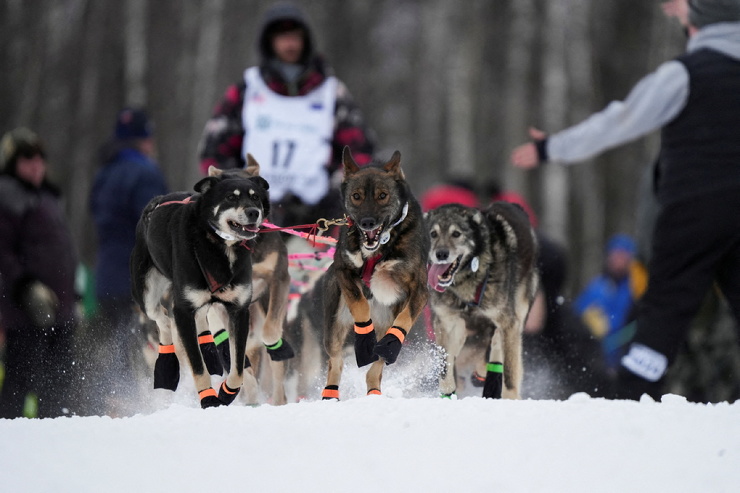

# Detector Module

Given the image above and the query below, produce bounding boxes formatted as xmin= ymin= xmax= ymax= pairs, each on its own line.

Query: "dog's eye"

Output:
xmin=452 ymin=231 xmax=461 ymax=238
xmin=352 ymin=192 xmax=362 ymax=201
xmin=378 ymin=192 xmax=387 ymax=200
xmin=227 ymin=194 xmax=238 ymax=202
xmin=430 ymin=231 xmax=438 ymax=239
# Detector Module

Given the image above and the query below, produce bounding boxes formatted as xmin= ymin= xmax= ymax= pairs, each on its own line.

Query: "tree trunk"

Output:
xmin=539 ymin=0 xmax=571 ymax=246
xmin=501 ymin=0 xmax=537 ymax=197
xmin=125 ymin=0 xmax=148 ymax=107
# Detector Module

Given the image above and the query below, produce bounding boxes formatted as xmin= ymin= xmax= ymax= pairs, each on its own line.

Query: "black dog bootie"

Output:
xmin=482 ymin=362 xmax=503 ymax=399
xmin=153 ymin=344 xmax=180 ymax=391
xmin=265 ymin=338 xmax=295 ymax=361
xmin=322 ymin=385 xmax=340 ymax=401
xmin=199 ymin=332 xmax=223 ymax=376
xmin=354 ymin=320 xmax=379 ymax=367
xmin=198 ymin=388 xmax=222 ymax=409
xmin=218 ymin=381 xmax=241 ymax=405
xmin=213 ymin=328 xmax=231 ymax=369
xmin=373 ymin=326 xmax=406 ymax=365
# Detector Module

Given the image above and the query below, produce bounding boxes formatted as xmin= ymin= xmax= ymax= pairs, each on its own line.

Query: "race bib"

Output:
xmin=242 ymin=67 xmax=336 ymax=205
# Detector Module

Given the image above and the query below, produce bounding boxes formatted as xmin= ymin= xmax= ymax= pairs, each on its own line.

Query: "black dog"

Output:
xmin=206 ymin=163 xmax=294 ymax=405
xmin=130 ymin=167 xmax=270 ymax=408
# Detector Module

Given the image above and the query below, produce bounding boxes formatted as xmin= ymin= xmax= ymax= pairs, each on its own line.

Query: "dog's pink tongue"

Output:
xmin=427 ymin=264 xmax=448 ymax=292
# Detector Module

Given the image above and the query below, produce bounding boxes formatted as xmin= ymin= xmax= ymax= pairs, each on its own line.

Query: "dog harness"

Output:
xmin=156 ymin=195 xmax=252 ymax=293
xmin=157 ymin=196 xmax=194 ymax=207
xmin=467 ymin=269 xmax=490 ymax=308
xmin=361 ymin=253 xmax=383 ymax=288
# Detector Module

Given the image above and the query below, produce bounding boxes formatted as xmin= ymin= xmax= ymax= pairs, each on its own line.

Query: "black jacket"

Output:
xmin=0 ymin=174 xmax=78 ymax=328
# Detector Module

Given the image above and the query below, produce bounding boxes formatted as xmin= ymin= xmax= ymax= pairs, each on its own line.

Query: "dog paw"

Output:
xmin=218 ymin=381 xmax=241 ymax=405
xmin=199 ymin=332 xmax=224 ymax=376
xmin=198 ymin=388 xmax=222 ymax=409
xmin=470 ymin=371 xmax=486 ymax=388
xmin=213 ymin=329 xmax=231 ymax=369
xmin=153 ymin=349 xmax=180 ymax=391
xmin=354 ymin=327 xmax=379 ymax=367
xmin=265 ymin=338 xmax=295 ymax=361
xmin=482 ymin=362 xmax=503 ymax=399
xmin=321 ymin=385 xmax=339 ymax=401
xmin=373 ymin=327 xmax=406 ymax=365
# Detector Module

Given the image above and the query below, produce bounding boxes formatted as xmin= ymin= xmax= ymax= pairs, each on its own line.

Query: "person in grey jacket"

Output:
xmin=511 ymin=0 xmax=740 ymax=400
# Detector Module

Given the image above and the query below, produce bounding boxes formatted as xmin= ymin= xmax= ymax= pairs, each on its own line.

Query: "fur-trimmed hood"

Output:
xmin=257 ymin=2 xmax=315 ymax=65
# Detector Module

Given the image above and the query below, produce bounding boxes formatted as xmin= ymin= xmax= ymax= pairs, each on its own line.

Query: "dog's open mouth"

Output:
xmin=361 ymin=225 xmax=384 ymax=252
xmin=228 ymin=219 xmax=260 ymax=238
xmin=427 ymin=256 xmax=462 ymax=292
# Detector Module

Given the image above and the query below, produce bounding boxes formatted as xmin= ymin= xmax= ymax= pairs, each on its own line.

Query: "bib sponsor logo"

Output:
xmin=256 ymin=115 xmax=271 ymax=130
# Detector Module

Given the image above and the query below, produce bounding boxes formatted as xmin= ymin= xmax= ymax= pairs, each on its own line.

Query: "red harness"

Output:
xmin=468 ymin=270 xmax=490 ymax=307
xmin=157 ymin=196 xmax=195 ymax=207
xmin=361 ymin=253 xmax=383 ymax=288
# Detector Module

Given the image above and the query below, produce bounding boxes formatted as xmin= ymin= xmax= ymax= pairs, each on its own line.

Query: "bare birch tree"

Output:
xmin=0 ymin=0 xmax=684 ymax=288
xmin=539 ymin=0 xmax=571 ymax=247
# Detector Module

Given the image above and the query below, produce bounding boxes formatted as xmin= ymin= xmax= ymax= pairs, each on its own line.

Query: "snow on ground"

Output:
xmin=2 ymin=381 xmax=739 ymax=492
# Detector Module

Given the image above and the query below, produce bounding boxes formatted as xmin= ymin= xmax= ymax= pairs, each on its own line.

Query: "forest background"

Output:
xmin=0 ymin=0 xmax=685 ymax=294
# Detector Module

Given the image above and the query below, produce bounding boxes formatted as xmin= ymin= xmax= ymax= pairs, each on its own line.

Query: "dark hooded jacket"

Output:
xmin=0 ymin=173 xmax=78 ymax=328
xmin=90 ymin=142 xmax=168 ymax=300
xmin=198 ymin=2 xmax=374 ymax=175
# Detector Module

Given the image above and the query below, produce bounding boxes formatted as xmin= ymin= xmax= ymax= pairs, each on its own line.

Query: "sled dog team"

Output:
xmin=131 ymin=147 xmax=539 ymax=408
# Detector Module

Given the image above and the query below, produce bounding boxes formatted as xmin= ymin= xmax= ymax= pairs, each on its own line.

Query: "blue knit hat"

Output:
xmin=115 ymin=108 xmax=153 ymax=140
xmin=606 ymin=234 xmax=636 ymax=255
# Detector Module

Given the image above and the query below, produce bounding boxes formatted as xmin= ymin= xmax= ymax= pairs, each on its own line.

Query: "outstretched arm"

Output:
xmin=511 ymin=60 xmax=689 ymax=168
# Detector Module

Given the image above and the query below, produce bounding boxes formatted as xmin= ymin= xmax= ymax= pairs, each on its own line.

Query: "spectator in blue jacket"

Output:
xmin=575 ymin=235 xmax=638 ymax=372
xmin=89 ymin=108 xmax=168 ymax=410
xmin=90 ymin=108 xmax=168 ymax=323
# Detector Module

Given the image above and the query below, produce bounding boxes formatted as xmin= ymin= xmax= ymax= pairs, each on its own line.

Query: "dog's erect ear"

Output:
xmin=250 ymin=176 xmax=270 ymax=218
xmin=250 ymin=175 xmax=270 ymax=192
xmin=342 ymin=146 xmax=360 ymax=177
xmin=194 ymin=176 xmax=219 ymax=193
xmin=383 ymin=150 xmax=405 ymax=180
xmin=471 ymin=210 xmax=484 ymax=225
xmin=245 ymin=154 xmax=260 ymax=177
xmin=207 ymin=166 xmax=223 ymax=178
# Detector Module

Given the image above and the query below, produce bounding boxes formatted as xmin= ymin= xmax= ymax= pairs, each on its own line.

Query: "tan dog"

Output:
xmin=318 ymin=147 xmax=430 ymax=399
xmin=426 ymin=202 xmax=539 ymax=399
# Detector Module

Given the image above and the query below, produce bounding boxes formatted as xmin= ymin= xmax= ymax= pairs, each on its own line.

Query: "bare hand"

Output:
xmin=661 ymin=0 xmax=688 ymax=26
xmin=511 ymin=143 xmax=539 ymax=169
xmin=511 ymin=127 xmax=547 ymax=169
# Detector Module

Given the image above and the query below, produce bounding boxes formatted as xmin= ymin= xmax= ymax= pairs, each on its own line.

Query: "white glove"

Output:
xmin=21 ymin=281 xmax=59 ymax=328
